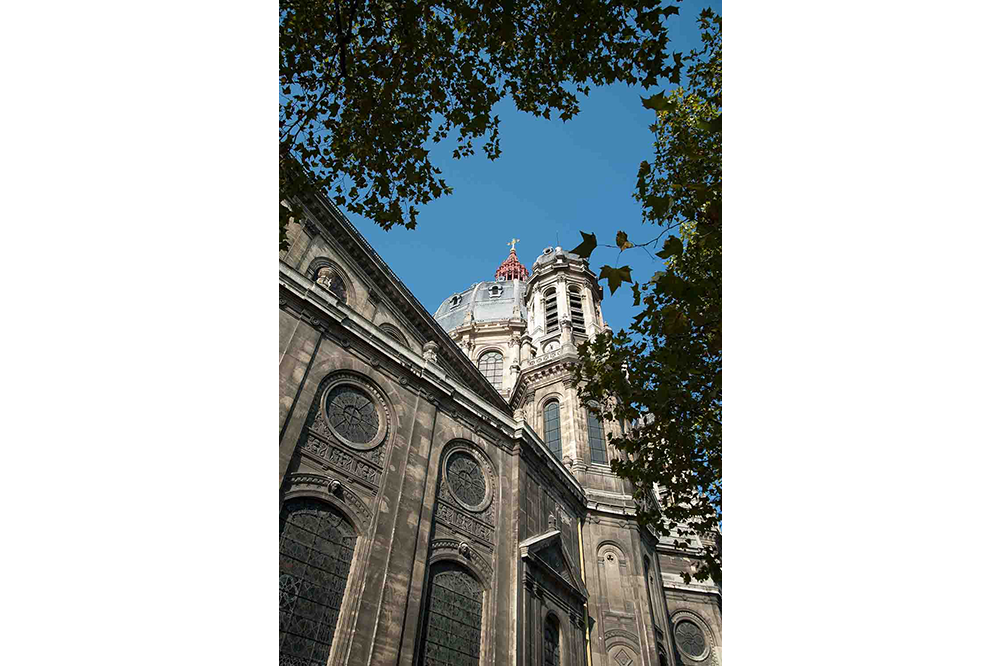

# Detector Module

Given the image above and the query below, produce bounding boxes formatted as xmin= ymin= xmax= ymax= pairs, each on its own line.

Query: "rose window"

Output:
xmin=447 ymin=452 xmax=487 ymax=506
xmin=326 ymin=385 xmax=379 ymax=445
xmin=674 ymin=620 xmax=707 ymax=658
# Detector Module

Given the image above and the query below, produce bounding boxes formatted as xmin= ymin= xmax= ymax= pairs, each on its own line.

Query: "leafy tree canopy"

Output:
xmin=572 ymin=8 xmax=721 ymax=583
xmin=279 ymin=0 xmax=683 ymax=248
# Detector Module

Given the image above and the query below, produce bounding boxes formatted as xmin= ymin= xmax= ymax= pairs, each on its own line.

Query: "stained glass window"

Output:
xmin=279 ymin=497 xmax=357 ymax=666
xmin=420 ymin=562 xmax=483 ymax=666
xmin=543 ymin=400 xmax=562 ymax=458
xmin=544 ymin=615 xmax=560 ymax=666
xmin=447 ymin=452 xmax=487 ymax=506
xmin=674 ymin=620 xmax=707 ymax=658
xmin=587 ymin=409 xmax=608 ymax=464
xmin=326 ymin=385 xmax=379 ymax=445
xmin=477 ymin=351 xmax=503 ymax=391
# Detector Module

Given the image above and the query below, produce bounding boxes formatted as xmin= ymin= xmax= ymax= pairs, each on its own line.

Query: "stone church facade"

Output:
xmin=279 ymin=185 xmax=721 ymax=666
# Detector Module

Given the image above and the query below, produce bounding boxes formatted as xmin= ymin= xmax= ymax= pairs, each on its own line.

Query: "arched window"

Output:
xmin=568 ymin=286 xmax=585 ymax=334
xmin=379 ymin=323 xmax=408 ymax=349
xmin=544 ymin=288 xmax=559 ymax=334
xmin=477 ymin=351 xmax=503 ymax=391
xmin=279 ymin=497 xmax=357 ymax=666
xmin=544 ymin=614 xmax=561 ymax=666
xmin=543 ymin=400 xmax=562 ymax=458
xmin=587 ymin=408 xmax=608 ymax=464
xmin=315 ymin=267 xmax=347 ymax=300
xmin=420 ymin=562 xmax=483 ymax=664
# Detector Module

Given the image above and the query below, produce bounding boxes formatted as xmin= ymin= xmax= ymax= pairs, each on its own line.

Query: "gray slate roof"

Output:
xmin=433 ymin=279 xmax=528 ymax=333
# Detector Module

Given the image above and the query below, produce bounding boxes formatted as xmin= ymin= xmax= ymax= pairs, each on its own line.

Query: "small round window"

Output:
xmin=444 ymin=449 xmax=492 ymax=511
xmin=320 ymin=378 xmax=389 ymax=451
xmin=674 ymin=620 xmax=708 ymax=660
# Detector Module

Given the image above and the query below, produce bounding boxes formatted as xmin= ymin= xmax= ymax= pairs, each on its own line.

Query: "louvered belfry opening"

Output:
xmin=544 ymin=288 xmax=559 ymax=334
xmin=568 ymin=287 xmax=585 ymax=334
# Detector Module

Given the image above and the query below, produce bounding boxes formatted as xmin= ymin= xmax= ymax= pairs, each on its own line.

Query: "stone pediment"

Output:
xmin=520 ymin=529 xmax=588 ymax=601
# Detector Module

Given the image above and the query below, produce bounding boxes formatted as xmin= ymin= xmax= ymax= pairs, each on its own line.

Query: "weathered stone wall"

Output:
xmin=279 ymin=195 xmax=720 ymax=666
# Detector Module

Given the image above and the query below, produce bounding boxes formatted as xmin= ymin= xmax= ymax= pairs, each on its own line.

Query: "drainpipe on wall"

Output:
xmin=578 ymin=517 xmax=592 ymax=666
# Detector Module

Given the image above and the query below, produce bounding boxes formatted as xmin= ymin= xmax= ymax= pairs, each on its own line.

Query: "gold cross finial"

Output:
xmin=507 ymin=237 xmax=520 ymax=252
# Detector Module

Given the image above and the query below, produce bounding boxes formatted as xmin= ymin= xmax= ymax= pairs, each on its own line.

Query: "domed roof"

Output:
xmin=532 ymin=245 xmax=583 ymax=270
xmin=433 ymin=280 xmax=528 ymax=333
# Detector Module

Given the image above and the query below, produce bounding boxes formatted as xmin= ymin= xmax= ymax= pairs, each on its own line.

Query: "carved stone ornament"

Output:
xmin=316 ymin=266 xmax=334 ymax=289
xmin=458 ymin=542 xmax=472 ymax=557
xmin=327 ymin=478 xmax=342 ymax=494
xmin=320 ymin=377 xmax=390 ymax=451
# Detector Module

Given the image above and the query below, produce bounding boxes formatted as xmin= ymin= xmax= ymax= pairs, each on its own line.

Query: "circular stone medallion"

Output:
xmin=446 ymin=451 xmax=489 ymax=510
xmin=674 ymin=620 xmax=708 ymax=660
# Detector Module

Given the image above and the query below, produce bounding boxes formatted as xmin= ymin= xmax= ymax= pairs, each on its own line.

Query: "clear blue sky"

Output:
xmin=351 ymin=1 xmax=721 ymax=333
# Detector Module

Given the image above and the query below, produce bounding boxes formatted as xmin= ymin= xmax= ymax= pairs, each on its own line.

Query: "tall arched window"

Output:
xmin=544 ymin=614 xmax=561 ymax=666
xmin=544 ymin=288 xmax=559 ymax=334
xmin=420 ymin=562 xmax=483 ymax=665
xmin=587 ymin=408 xmax=608 ymax=464
xmin=478 ymin=351 xmax=503 ymax=391
xmin=543 ymin=400 xmax=562 ymax=458
xmin=279 ymin=497 xmax=357 ymax=666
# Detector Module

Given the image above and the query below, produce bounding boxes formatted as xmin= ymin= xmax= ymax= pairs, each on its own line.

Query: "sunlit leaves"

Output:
xmin=573 ymin=10 xmax=722 ymax=585
xmin=280 ymin=0 xmax=680 ymax=235
xmin=615 ymin=230 xmax=635 ymax=250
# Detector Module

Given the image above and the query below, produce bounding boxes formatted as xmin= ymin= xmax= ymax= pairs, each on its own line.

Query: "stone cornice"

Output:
xmin=281 ymin=267 xmax=510 ymax=433
xmin=510 ymin=349 xmax=580 ymax=405
xmin=290 ymin=186 xmax=512 ymax=415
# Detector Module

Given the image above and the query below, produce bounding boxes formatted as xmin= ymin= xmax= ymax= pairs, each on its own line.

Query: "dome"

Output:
xmin=532 ymin=245 xmax=583 ymax=270
xmin=433 ymin=280 xmax=528 ymax=333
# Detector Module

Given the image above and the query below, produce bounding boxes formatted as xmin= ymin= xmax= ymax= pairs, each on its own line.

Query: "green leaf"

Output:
xmin=645 ymin=194 xmax=674 ymax=218
xmin=636 ymin=160 xmax=651 ymax=198
xmin=641 ymin=91 xmax=672 ymax=112
xmin=570 ymin=231 xmax=598 ymax=259
xmin=599 ymin=265 xmax=632 ymax=295
xmin=655 ymin=236 xmax=683 ymax=260
xmin=615 ymin=230 xmax=635 ymax=250
xmin=697 ymin=114 xmax=722 ymax=134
